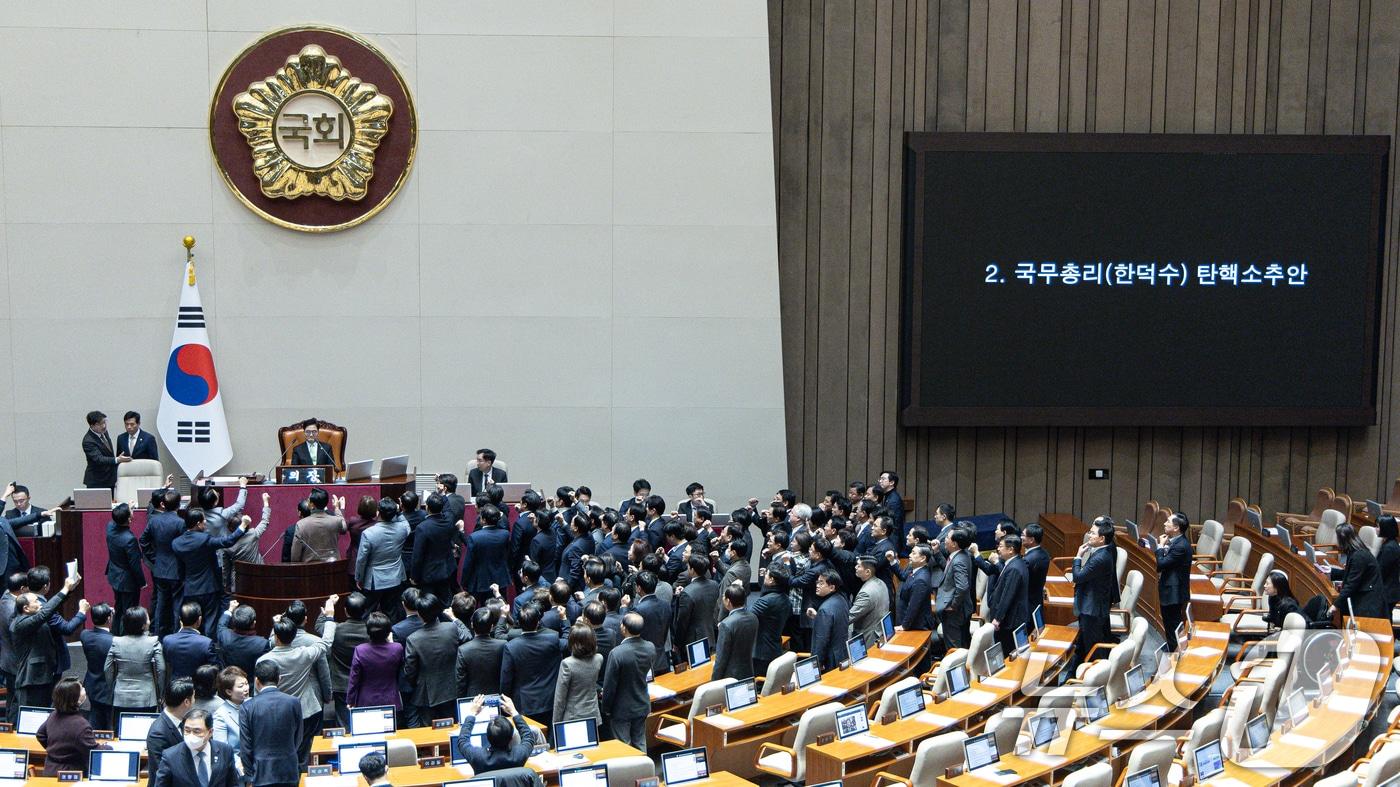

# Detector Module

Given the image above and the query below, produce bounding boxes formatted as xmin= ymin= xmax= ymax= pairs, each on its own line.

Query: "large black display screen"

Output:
xmin=900 ymin=133 xmax=1389 ymax=426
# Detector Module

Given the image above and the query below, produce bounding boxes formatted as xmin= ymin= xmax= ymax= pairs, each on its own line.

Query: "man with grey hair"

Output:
xmin=789 ymin=503 xmax=813 ymax=532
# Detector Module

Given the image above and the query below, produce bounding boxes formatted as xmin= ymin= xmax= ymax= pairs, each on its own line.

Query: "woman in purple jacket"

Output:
xmin=347 ymin=612 xmax=405 ymax=709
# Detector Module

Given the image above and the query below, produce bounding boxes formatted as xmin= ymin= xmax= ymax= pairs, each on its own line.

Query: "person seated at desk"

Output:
xmin=290 ymin=419 xmax=336 ymax=468
xmin=468 ymin=448 xmax=508 ymax=496
xmin=454 ymin=693 xmax=537 ymax=771
xmin=357 ymin=751 xmax=392 ymax=786
xmin=37 ymin=677 xmax=108 ymax=776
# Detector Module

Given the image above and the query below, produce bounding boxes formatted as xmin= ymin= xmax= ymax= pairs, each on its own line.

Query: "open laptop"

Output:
xmin=1125 ymin=766 xmax=1163 ymax=787
xmin=558 ymin=764 xmax=609 ymax=787
xmin=343 ymin=459 xmax=373 ymax=482
xmin=724 ymin=678 xmax=758 ymax=712
xmin=1147 ymin=642 xmax=1169 ymax=680
xmin=17 ymin=706 xmax=51 ymax=735
xmin=1192 ymin=739 xmax=1226 ymax=782
xmin=73 ymin=487 xmax=113 ymax=510
xmin=1028 ymin=711 xmax=1059 ymax=749
xmin=112 ymin=712 xmax=159 ymax=751
xmin=88 ymin=749 xmax=139 ymax=782
xmin=337 ymin=741 xmax=388 ymax=775
xmin=0 ymin=748 xmax=24 ymax=782
xmin=498 ymin=482 xmax=532 ymax=503
xmin=846 ymin=634 xmax=869 ymax=665
xmin=984 ymin=642 xmax=1005 ymax=676
xmin=449 ymin=733 xmax=487 ymax=764
xmin=553 ymin=718 xmax=599 ymax=753
xmin=348 ymin=705 xmax=396 ymax=736
xmin=894 ymin=683 xmax=926 ymax=720
xmin=686 ymin=638 xmax=711 ymax=669
xmin=794 ymin=655 xmax=822 ymax=689
xmin=378 ymin=455 xmax=409 ymax=478
xmin=1282 ymin=688 xmax=1308 ymax=731
xmin=963 ymin=731 xmax=1003 ymax=772
xmin=1032 ymin=604 xmax=1045 ymax=635
xmin=834 ymin=704 xmax=872 ymax=740
xmin=659 ymin=748 xmax=710 ymax=786
xmin=1078 ymin=685 xmax=1109 ymax=724
xmin=136 ymin=487 xmax=161 ymax=509
xmin=881 ymin=612 xmax=896 ymax=643
xmin=1121 ymin=663 xmax=1147 ymax=705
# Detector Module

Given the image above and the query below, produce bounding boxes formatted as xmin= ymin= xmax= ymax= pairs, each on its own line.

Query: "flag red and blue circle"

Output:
xmin=166 ymin=344 xmax=220 ymax=406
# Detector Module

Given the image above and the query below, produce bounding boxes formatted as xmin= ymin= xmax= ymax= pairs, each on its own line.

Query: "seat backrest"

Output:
xmin=1118 ymin=570 xmax=1142 ymax=619
xmin=604 ymin=756 xmax=655 ymax=787
xmin=1123 ymin=736 xmax=1177 ymax=787
xmin=276 ymin=418 xmax=347 ymax=472
xmin=385 ymin=738 xmax=418 ymax=767
xmin=1360 ymin=525 xmax=1381 ymax=556
xmin=1251 ymin=554 xmax=1275 ymax=596
xmin=1312 ymin=487 xmax=1336 ymax=519
xmin=1105 ymin=638 xmax=1136 ymax=702
xmin=115 ymin=459 xmax=164 ymax=506
xmin=1315 ymin=774 xmax=1359 ymax=787
xmin=1197 ymin=521 xmax=1223 ymax=558
xmin=1061 ymin=762 xmax=1112 ymax=787
xmin=1115 ymin=549 xmax=1128 ymax=584
xmin=791 ymin=702 xmax=844 ymax=779
xmin=761 ymin=651 xmax=797 ymax=696
xmin=1389 ymin=477 xmax=1400 ymax=509
xmin=975 ymin=569 xmax=989 ymax=618
xmin=1219 ymin=683 xmax=1257 ymax=761
xmin=1183 ymin=709 xmax=1225 ymax=777
xmin=688 ymin=678 xmax=736 ymax=721
xmin=1222 ymin=537 xmax=1251 ymax=575
xmin=1034 ymin=685 xmax=1081 ymax=710
xmin=910 ymin=730 xmax=969 ymax=785
xmin=1317 ymin=508 xmax=1346 ymax=545
xmin=1367 ymin=740 xmax=1400 ymax=787
xmin=1142 ymin=501 xmax=1160 ymax=538
xmin=929 ymin=650 xmax=967 ymax=695
xmin=967 ymin=623 xmax=996 ymax=679
xmin=983 ymin=708 xmax=1025 ymax=757
xmin=1330 ymin=494 xmax=1355 ymax=517
xmin=1128 ymin=616 xmax=1148 ymax=662
xmin=1224 ymin=498 xmax=1247 ymax=530
xmin=1257 ymin=661 xmax=1288 ymax=723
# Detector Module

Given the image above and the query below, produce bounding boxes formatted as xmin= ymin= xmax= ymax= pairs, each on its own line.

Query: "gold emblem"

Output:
xmin=232 ymin=44 xmax=393 ymax=201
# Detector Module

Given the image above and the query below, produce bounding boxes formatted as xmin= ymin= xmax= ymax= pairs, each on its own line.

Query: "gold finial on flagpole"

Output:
xmin=183 ymin=235 xmax=196 ymax=285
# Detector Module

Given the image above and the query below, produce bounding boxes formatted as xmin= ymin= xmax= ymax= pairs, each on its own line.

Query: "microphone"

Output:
xmin=269 ymin=437 xmax=300 ymax=481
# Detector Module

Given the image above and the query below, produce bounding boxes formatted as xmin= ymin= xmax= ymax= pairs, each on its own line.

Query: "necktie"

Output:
xmin=196 ymin=750 xmax=209 ymax=786
xmin=102 ymin=432 xmax=113 ymax=454
xmin=308 ymin=442 xmax=317 ymax=463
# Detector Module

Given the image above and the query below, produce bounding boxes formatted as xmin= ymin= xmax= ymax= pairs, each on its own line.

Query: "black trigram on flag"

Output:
xmin=177 ymin=421 xmax=211 ymax=443
xmin=178 ymin=306 xmax=205 ymax=328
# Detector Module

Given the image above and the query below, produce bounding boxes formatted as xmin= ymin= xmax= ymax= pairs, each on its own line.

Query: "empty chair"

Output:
xmin=871 ymin=676 xmax=921 ymax=720
xmin=385 ymin=738 xmax=418 ymax=767
xmin=1061 ymin=762 xmax=1112 ymax=787
xmin=1109 ymin=569 xmax=1143 ymax=634
xmin=1206 ymin=537 xmax=1251 ymax=587
xmin=1194 ymin=520 xmax=1224 ymax=561
xmin=926 ymin=650 xmax=968 ymax=696
xmin=760 ymin=651 xmax=797 ymax=696
xmin=1302 ymin=508 xmax=1347 ymax=549
xmin=115 ymin=459 xmax=164 ymax=513
xmin=604 ymin=756 xmax=654 ymax=787
xmin=753 ymin=701 xmax=842 ymax=783
xmin=1120 ymin=735 xmax=1177 ymax=787
xmin=982 ymin=708 xmax=1025 ymax=756
xmin=1361 ymin=524 xmax=1381 ymax=556
xmin=1115 ymin=548 xmax=1128 ymax=585
xmin=654 ymin=677 xmax=735 ymax=747
xmin=966 ymin=622 xmax=996 ymax=679
xmin=1220 ymin=554 xmax=1276 ymax=636
xmin=1356 ymin=739 xmax=1400 ymax=787
xmin=873 ymin=730 xmax=969 ymax=787
xmin=1126 ymin=616 xmax=1149 ymax=663
xmin=1223 ymin=499 xmax=1247 ymax=532
xmin=1179 ymin=709 xmax=1225 ymax=781
xmin=1103 ymin=638 xmax=1137 ymax=703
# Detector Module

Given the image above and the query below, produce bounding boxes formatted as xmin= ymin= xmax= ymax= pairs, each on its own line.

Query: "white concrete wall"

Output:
xmin=0 ymin=1 xmax=787 ymax=507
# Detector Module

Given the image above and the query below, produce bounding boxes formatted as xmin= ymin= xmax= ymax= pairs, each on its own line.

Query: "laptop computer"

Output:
xmin=659 ymin=748 xmax=710 ymax=785
xmin=378 ymin=455 xmax=409 ymax=479
xmin=834 ymin=705 xmax=871 ymax=740
xmin=449 ymin=733 xmax=487 ymax=764
xmin=73 ymin=487 xmax=113 ymax=510
xmin=846 ymin=634 xmax=869 ymax=665
xmin=1012 ymin=623 xmax=1030 ymax=655
xmin=337 ymin=741 xmax=388 ymax=775
xmin=88 ymin=749 xmax=139 ymax=782
xmin=1125 ymin=766 xmax=1162 ymax=787
xmin=1028 ymin=711 xmax=1059 ymax=749
xmin=0 ymin=749 xmax=24 ymax=781
xmin=1192 ymin=739 xmax=1226 ymax=781
xmin=963 ymin=731 xmax=1002 ymax=772
xmin=343 ymin=459 xmax=373 ymax=482
xmin=1078 ymin=685 xmax=1108 ymax=723
xmin=895 ymin=683 xmax=926 ymax=719
xmin=498 ymin=482 xmax=532 ymax=503
xmin=136 ymin=488 xmax=161 ymax=509
xmin=984 ymin=642 xmax=1005 ymax=676
xmin=17 ymin=706 xmax=51 ymax=735
xmin=1032 ymin=604 xmax=1045 ymax=635
xmin=1122 ymin=663 xmax=1146 ymax=703
xmin=686 ymin=638 xmax=711 ymax=669
xmin=881 ymin=612 xmax=896 ymax=643
xmin=553 ymin=717 xmax=599 ymax=753
xmin=724 ymin=678 xmax=758 ymax=712
xmin=794 ymin=655 xmax=821 ymax=689
xmin=1283 ymin=688 xmax=1308 ymax=729
xmin=348 ymin=705 xmax=396 ymax=736
xmin=558 ymin=764 xmax=609 ymax=787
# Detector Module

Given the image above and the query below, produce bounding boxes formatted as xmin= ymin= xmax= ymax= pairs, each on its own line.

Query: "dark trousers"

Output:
xmin=940 ymin=611 xmax=971 ymax=650
xmin=186 ymin=593 xmax=219 ymax=638
xmin=18 ymin=683 xmax=54 ymax=710
xmin=609 ymin=714 xmax=647 ymax=751
xmin=333 ymin=692 xmax=351 ymax=730
xmin=0 ymin=670 xmax=13 ymax=725
xmin=152 ymin=578 xmax=181 ymax=637
xmin=1160 ymin=602 xmax=1183 ymax=652
xmin=994 ymin=628 xmax=1018 ymax=663
xmin=299 ymin=713 xmax=323 ymax=767
xmin=420 ymin=581 xmax=453 ymax=607
xmin=1073 ymin=613 xmax=1112 ymax=672
xmin=112 ymin=591 xmax=142 ymax=634
xmin=365 ymin=584 xmax=405 ymax=619
xmin=413 ymin=701 xmax=454 ymax=728
xmin=753 ymin=657 xmax=772 ymax=682
xmin=89 ymin=701 xmax=113 ymax=732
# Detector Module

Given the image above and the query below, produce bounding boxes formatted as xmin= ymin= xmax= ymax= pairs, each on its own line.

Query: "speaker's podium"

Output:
xmin=275 ymin=465 xmax=335 ymax=485
xmin=233 ymin=558 xmax=352 ymax=633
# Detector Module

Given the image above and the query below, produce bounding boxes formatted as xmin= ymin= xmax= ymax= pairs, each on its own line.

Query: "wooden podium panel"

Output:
xmin=234 ymin=559 xmax=353 ymax=635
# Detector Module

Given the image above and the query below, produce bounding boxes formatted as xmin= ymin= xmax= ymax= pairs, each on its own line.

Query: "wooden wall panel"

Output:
xmin=769 ymin=0 xmax=1400 ymax=527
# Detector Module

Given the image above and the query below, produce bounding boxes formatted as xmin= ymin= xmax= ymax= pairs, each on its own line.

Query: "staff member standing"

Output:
xmin=1071 ymin=518 xmax=1119 ymax=671
xmin=1154 ymin=513 xmax=1192 ymax=649
xmin=105 ymin=504 xmax=146 ymax=633
xmin=82 ymin=411 xmax=130 ymax=490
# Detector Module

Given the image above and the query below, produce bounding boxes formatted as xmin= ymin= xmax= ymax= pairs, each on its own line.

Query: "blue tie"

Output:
xmin=196 ymin=750 xmax=209 ymax=786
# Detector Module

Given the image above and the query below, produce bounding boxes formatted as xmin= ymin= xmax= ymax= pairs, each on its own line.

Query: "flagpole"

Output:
xmin=183 ymin=235 xmax=196 ymax=283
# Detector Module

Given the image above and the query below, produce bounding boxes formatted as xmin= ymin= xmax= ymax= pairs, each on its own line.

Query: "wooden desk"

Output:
xmin=310 ymin=719 xmax=547 ymax=759
xmin=686 ymin=630 xmax=930 ymax=778
xmin=1233 ymin=523 xmax=1337 ymax=606
xmin=937 ymin=728 xmax=1110 ymax=785
xmin=308 ymin=738 xmax=639 ymax=784
xmin=662 ymin=774 xmax=759 ymax=787
xmin=646 ymin=661 xmax=716 ymax=746
xmin=802 ymin=625 xmax=1076 ymax=787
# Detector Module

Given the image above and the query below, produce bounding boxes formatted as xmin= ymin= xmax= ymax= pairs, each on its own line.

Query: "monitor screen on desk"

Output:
xmin=1286 ymin=689 xmax=1308 ymax=725
xmin=984 ymin=642 xmax=1005 ymax=675
xmin=117 ymin=712 xmax=158 ymax=741
xmin=846 ymin=634 xmax=868 ymax=664
xmin=1193 ymin=740 xmax=1225 ymax=781
xmin=947 ymin=663 xmax=970 ymax=696
xmin=449 ymin=733 xmax=487 ymax=765
xmin=881 ymin=612 xmax=895 ymax=642
xmin=1013 ymin=624 xmax=1029 ymax=653
xmin=0 ymin=750 xmax=25 ymax=780
xmin=686 ymin=638 xmax=711 ymax=668
xmin=1246 ymin=713 xmax=1271 ymax=751
xmin=17 ymin=707 xmax=50 ymax=735
xmin=963 ymin=731 xmax=1000 ymax=771
xmin=88 ymin=750 xmax=139 ymax=782
xmin=835 ymin=705 xmax=870 ymax=740
xmin=724 ymin=678 xmax=758 ymax=713
xmin=1125 ymin=767 xmax=1162 ymax=787
xmin=1080 ymin=686 xmax=1108 ymax=722
xmin=1032 ymin=605 xmax=1044 ymax=633
xmin=558 ymin=764 xmax=609 ymax=787
xmin=337 ymin=742 xmax=388 ymax=775
xmin=1030 ymin=711 xmax=1058 ymax=748
xmin=349 ymin=705 xmax=396 ymax=736
xmin=1124 ymin=664 xmax=1146 ymax=698
xmin=660 ymin=748 xmax=710 ymax=786
xmin=553 ymin=718 xmax=598 ymax=753
xmin=794 ymin=655 xmax=821 ymax=688
xmin=895 ymin=683 xmax=926 ymax=719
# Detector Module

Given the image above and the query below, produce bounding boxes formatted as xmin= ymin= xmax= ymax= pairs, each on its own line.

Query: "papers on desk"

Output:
xmin=705 ymin=714 xmax=743 ymax=730
xmin=1019 ymin=750 xmax=1068 ymax=767
xmin=853 ymin=657 xmax=900 ymax=674
xmin=1328 ymin=695 xmax=1371 ymax=715
xmin=807 ymin=684 xmax=847 ymax=698
xmin=1185 ymin=645 xmax=1223 ymax=658
xmin=647 ymin=683 xmax=677 ymax=701
xmin=0 ymin=779 xmax=26 ymax=787
xmin=954 ymin=689 xmax=999 ymax=706
xmin=528 ymin=751 xmax=590 ymax=771
xmin=979 ymin=677 xmax=1019 ymax=691
xmin=968 ymin=764 xmax=1022 ymax=784
xmin=1280 ymin=732 xmax=1326 ymax=748
xmin=880 ymin=643 xmax=915 ymax=655
xmin=913 ymin=711 xmax=958 ymax=727
xmin=846 ymin=733 xmax=896 ymax=750
xmin=1036 ymin=639 xmax=1072 ymax=649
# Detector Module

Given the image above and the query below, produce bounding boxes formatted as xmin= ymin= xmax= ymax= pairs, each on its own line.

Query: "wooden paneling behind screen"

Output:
xmin=768 ymin=0 xmax=1400 ymax=524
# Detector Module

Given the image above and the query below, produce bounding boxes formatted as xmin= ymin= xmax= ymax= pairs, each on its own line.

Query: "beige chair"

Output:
xmin=1061 ymin=762 xmax=1112 ymax=787
xmin=1109 ymin=570 xmax=1143 ymax=634
xmin=926 ymin=650 xmax=967 ymax=696
xmin=1361 ymin=525 xmax=1381 ymax=556
xmin=1195 ymin=520 xmax=1224 ymax=560
xmin=1221 ymin=554 xmax=1276 ymax=636
xmin=1115 ymin=548 xmax=1128 ymax=585
xmin=115 ymin=458 xmax=163 ymax=508
xmin=1315 ymin=774 xmax=1359 ymax=787
xmin=1178 ymin=709 xmax=1225 ymax=781
xmin=1103 ymin=638 xmax=1137 ymax=703
xmin=760 ymin=651 xmax=797 ymax=696
xmin=604 ymin=756 xmax=655 ymax=787
xmin=655 ymin=677 xmax=735 ymax=747
xmin=1126 ymin=616 xmax=1149 ymax=664
xmin=870 ymin=676 xmax=921 ymax=720
xmin=1355 ymin=739 xmax=1400 ymax=786
xmin=966 ymin=622 xmax=996 ymax=679
xmin=983 ymin=708 xmax=1025 ymax=756
xmin=1205 ymin=537 xmax=1251 ymax=586
xmin=873 ymin=730 xmax=968 ymax=787
xmin=754 ymin=701 xmax=842 ymax=782
xmin=385 ymin=738 xmax=418 ymax=767
xmin=1305 ymin=508 xmax=1347 ymax=549
xmin=1120 ymin=736 xmax=1176 ymax=786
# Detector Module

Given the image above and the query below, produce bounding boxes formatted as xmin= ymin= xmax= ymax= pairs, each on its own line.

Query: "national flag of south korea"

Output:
xmin=157 ymin=259 xmax=232 ymax=478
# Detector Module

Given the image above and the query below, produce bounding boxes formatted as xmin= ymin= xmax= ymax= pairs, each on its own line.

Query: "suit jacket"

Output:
xmin=897 ymin=565 xmax=936 ymax=631
xmin=140 ymin=511 xmax=186 ymax=582
xmin=455 ymin=712 xmax=534 ymax=772
xmin=988 ymin=556 xmax=1029 ymax=634
xmin=634 ymin=594 xmax=672 ymax=674
xmin=849 ymin=577 xmax=891 ymax=643
xmin=10 ymin=590 xmax=69 ymax=687
xmin=1023 ymin=546 xmax=1051 ymax=613
xmin=4 ymin=505 xmax=47 ymax=538
xmin=1072 ymin=546 xmax=1118 ymax=618
xmin=936 ymin=550 xmax=974 ymax=620
xmin=404 ymin=622 xmax=464 ymax=706
xmin=239 ymin=686 xmax=304 ymax=786
xmin=552 ymin=653 xmax=603 ymax=724
xmin=672 ymin=577 xmax=720 ymax=654
xmin=80 ymin=627 xmax=114 ymax=704
xmin=117 ymin=429 xmax=159 ymax=462
xmin=456 ymin=636 xmax=506 ymax=698
xmin=602 ymin=636 xmax=655 ymax=722
xmin=526 ymin=530 xmax=559 ymax=587
xmin=711 ymin=607 xmax=758 ymax=681
xmin=82 ymin=429 xmax=119 ymax=489
xmin=884 ymin=489 xmax=906 ymax=536
xmin=0 ymin=517 xmax=28 ymax=578
xmin=1155 ymin=534 xmax=1193 ymax=606
xmin=1334 ymin=547 xmax=1386 ymax=618
xmin=467 ymin=466 xmax=509 ymax=497
xmin=36 ymin=710 xmax=102 ymax=775
xmin=501 ymin=630 xmax=562 ymax=716
xmin=560 ymin=535 xmax=593 ymax=592
xmin=163 ymin=628 xmax=219 ymax=683
xmin=0 ymin=593 xmax=15 ymax=675
xmin=315 ymin=614 xmax=368 ymax=695
xmin=256 ymin=623 xmax=334 ymax=718
xmin=410 ymin=513 xmax=465 ymax=585
xmin=811 ymin=592 xmax=852 ymax=671
xmin=173 ymin=527 xmax=242 ymax=596
xmin=215 ymin=613 xmax=269 ymax=677
xmin=1380 ymin=540 xmax=1400 ymax=606
xmin=154 ymin=739 xmax=238 ymax=787
xmin=462 ymin=524 xmax=512 ymax=593
xmin=104 ymin=634 xmax=165 ymax=708
xmin=289 ymin=441 xmax=335 ymax=469
xmin=346 ymin=641 xmax=404 ymax=709
xmin=145 ymin=712 xmax=183 ymax=787
xmin=290 ymin=511 xmax=345 ymax=563
xmin=355 ymin=517 xmax=409 ymax=590
xmin=106 ymin=522 xmax=147 ymax=593
xmin=748 ymin=588 xmax=791 ymax=663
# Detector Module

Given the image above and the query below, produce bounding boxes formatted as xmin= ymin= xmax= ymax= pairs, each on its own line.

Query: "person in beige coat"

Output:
xmin=551 ymin=623 xmax=602 ymax=729
xmin=849 ymin=556 xmax=891 ymax=645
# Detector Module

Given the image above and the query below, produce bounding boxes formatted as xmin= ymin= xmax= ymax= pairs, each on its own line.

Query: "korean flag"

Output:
xmin=157 ymin=260 xmax=233 ymax=478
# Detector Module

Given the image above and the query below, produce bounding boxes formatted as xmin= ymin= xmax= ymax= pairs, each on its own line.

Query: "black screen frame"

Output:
xmin=899 ymin=132 xmax=1390 ymax=426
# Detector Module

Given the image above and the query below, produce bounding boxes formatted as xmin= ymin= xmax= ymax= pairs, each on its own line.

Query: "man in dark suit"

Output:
xmin=215 ymin=602 xmax=268 ymax=677
xmin=461 ymin=504 xmax=512 ymax=605
xmin=602 ymin=612 xmax=655 ymax=751
xmin=403 ymin=593 xmax=465 ymax=726
xmin=454 ymin=693 xmax=536 ymax=771
xmin=1022 ymin=523 xmax=1051 ymax=619
xmin=672 ymin=555 xmax=721 ymax=661
xmin=748 ymin=564 xmax=791 ymax=678
xmin=83 ymin=410 xmax=130 ymax=489
xmin=410 ymin=494 xmax=465 ymax=603
xmin=240 ymin=660 xmax=303 ymax=787
xmin=456 ymin=608 xmax=507 ymax=698
xmin=712 ymin=584 xmax=758 ymax=681
xmin=559 ymin=514 xmax=594 ymax=592
xmin=315 ymin=592 xmax=370 ymax=729
xmin=936 ymin=528 xmax=975 ymax=650
xmin=140 ymin=488 xmax=185 ymax=637
xmin=10 ymin=572 xmax=80 ymax=708
xmin=435 ymin=475 xmax=468 ymax=530
xmin=500 ymin=604 xmax=562 ymax=730
xmin=631 ymin=571 xmax=672 ymax=675
xmin=80 ymin=603 xmax=115 ymax=730
xmin=467 ymin=448 xmax=508 ymax=496
xmin=808 ymin=570 xmax=851 ymax=671
xmin=154 ymin=708 xmax=238 ymax=787
xmin=105 ymin=504 xmax=145 ymax=633
xmin=289 ymin=419 xmax=336 ymax=469
xmin=987 ymin=535 xmax=1029 ymax=657
xmin=1071 ymin=517 xmax=1120 ymax=671
xmin=146 ymin=678 xmax=193 ymax=787
xmin=173 ymin=510 xmax=246 ymax=635
xmin=1154 ymin=512 xmax=1192 ymax=651
xmin=4 ymin=483 xmax=52 ymax=538
xmin=117 ymin=411 xmax=160 ymax=462
xmin=164 ymin=602 xmax=219 ymax=684
xmin=877 ymin=470 xmax=906 ymax=550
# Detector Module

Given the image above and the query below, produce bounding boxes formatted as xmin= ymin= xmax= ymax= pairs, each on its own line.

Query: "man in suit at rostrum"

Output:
xmin=289 ymin=419 xmax=336 ymax=470
xmin=117 ymin=410 xmax=160 ymax=462
xmin=467 ymin=448 xmax=508 ymax=496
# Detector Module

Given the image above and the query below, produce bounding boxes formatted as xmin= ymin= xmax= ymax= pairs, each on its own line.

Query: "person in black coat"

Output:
xmin=457 ymin=608 xmax=507 ymax=697
xmin=895 ymin=545 xmax=937 ymax=632
xmin=631 ymin=571 xmax=672 ymax=675
xmin=499 ymin=604 xmax=562 ymax=730
xmin=748 ymin=565 xmax=792 ymax=679
xmin=239 ymin=661 xmax=303 ymax=787
xmin=289 ymin=420 xmax=336 ymax=468
xmin=1022 ymin=524 xmax=1051 ymax=618
xmin=1071 ymin=518 xmax=1119 ymax=671
xmin=1329 ymin=524 xmax=1386 ymax=620
xmin=105 ymin=505 xmax=146 ymax=634
xmin=214 ymin=603 xmax=269 ymax=678
xmin=1262 ymin=571 xmax=1302 ymax=630
xmin=146 ymin=679 xmax=193 ymax=787
xmin=82 ymin=411 xmax=129 ymax=490
xmin=808 ymin=570 xmax=850 ymax=671
xmin=524 ymin=513 xmax=560 ymax=586
xmin=602 ymin=613 xmax=655 ymax=751
xmin=559 ymin=514 xmax=594 ymax=592
xmin=410 ymin=494 xmax=466 ymax=604
xmin=172 ymin=511 xmax=246 ymax=637
xmin=1154 ymin=512 xmax=1193 ymax=650
xmin=712 ymin=586 xmax=758 ymax=682
xmin=80 ymin=604 xmax=115 ymax=731
xmin=139 ymin=488 xmax=185 ymax=638
xmin=1377 ymin=515 xmax=1400 ymax=610
xmin=116 ymin=412 xmax=160 ymax=462
xmin=461 ymin=504 xmax=512 ymax=605
xmin=987 ymin=536 xmax=1029 ymax=657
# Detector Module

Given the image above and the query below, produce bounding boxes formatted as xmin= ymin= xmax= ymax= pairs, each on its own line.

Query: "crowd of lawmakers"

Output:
xmin=0 ymin=456 xmax=1171 ymax=785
